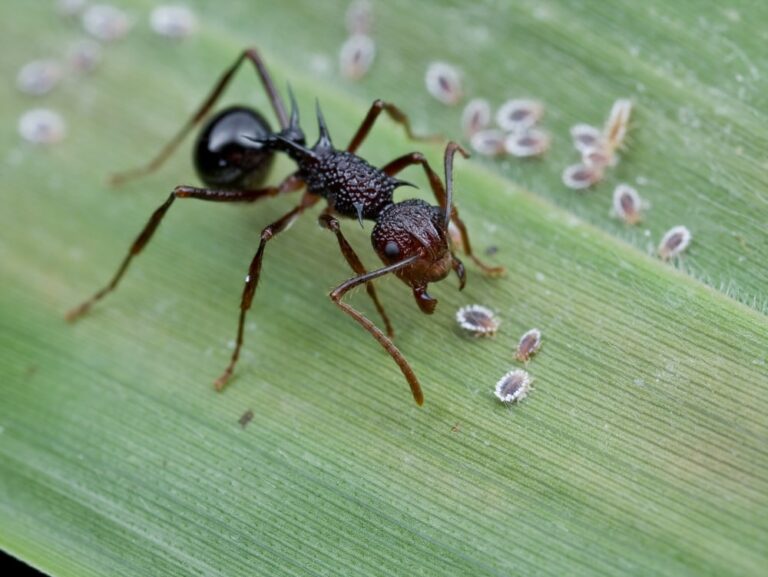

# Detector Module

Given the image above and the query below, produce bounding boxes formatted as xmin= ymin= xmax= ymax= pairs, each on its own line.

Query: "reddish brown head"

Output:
xmin=371 ymin=143 xmax=468 ymax=314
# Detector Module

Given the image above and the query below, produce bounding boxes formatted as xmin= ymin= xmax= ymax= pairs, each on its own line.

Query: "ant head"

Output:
xmin=372 ymin=199 xmax=453 ymax=314
xmin=371 ymin=142 xmax=469 ymax=314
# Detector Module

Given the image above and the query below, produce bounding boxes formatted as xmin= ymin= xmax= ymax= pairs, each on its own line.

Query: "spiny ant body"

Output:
xmin=67 ymin=47 xmax=503 ymax=405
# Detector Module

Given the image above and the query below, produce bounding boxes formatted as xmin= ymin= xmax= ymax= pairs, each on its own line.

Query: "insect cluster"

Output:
xmin=67 ymin=47 xmax=503 ymax=406
xmin=422 ymin=61 xmax=551 ymax=161
xmin=17 ymin=3 xmax=200 ymax=145
xmin=454 ymin=305 xmax=542 ymax=405
xmin=416 ymin=62 xmax=693 ymax=262
xmin=563 ymin=99 xmax=632 ymax=190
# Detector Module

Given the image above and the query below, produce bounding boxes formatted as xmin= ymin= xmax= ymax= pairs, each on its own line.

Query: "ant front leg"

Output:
xmin=66 ymin=173 xmax=304 ymax=322
xmin=346 ymin=100 xmax=442 ymax=154
xmin=330 ymin=255 xmax=424 ymax=405
xmin=381 ymin=150 xmax=504 ymax=276
xmin=111 ymin=48 xmax=289 ymax=187
xmin=215 ymin=192 xmax=319 ymax=391
xmin=317 ymin=211 xmax=394 ymax=338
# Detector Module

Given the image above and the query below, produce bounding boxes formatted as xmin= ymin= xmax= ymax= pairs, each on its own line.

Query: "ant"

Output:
xmin=66 ymin=48 xmax=503 ymax=405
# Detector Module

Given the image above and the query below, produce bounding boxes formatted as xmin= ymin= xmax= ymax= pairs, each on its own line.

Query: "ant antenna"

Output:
xmin=315 ymin=99 xmax=333 ymax=149
xmin=443 ymin=142 xmax=469 ymax=230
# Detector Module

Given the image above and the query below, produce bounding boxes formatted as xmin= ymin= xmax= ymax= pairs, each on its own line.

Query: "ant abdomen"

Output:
xmin=194 ymin=105 xmax=274 ymax=188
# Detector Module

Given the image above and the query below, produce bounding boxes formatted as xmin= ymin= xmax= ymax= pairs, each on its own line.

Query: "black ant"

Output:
xmin=66 ymin=48 xmax=503 ymax=405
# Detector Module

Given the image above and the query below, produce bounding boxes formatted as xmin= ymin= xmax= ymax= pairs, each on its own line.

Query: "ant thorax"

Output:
xmin=299 ymin=149 xmax=403 ymax=222
xmin=277 ymin=100 xmax=413 ymax=224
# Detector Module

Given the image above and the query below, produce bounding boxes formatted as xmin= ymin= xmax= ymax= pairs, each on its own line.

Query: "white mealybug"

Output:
xmin=469 ymin=129 xmax=506 ymax=157
xmin=69 ymin=40 xmax=103 ymax=74
xmin=16 ymin=60 xmax=63 ymax=96
xmin=570 ymin=123 xmax=602 ymax=153
xmin=496 ymin=99 xmax=544 ymax=132
xmin=339 ymin=34 xmax=376 ymax=80
xmin=581 ymin=145 xmax=615 ymax=169
xmin=82 ymin=5 xmax=132 ymax=42
xmin=604 ymin=98 xmax=633 ymax=152
xmin=18 ymin=109 xmax=67 ymax=145
xmin=504 ymin=128 xmax=551 ymax=158
xmin=456 ymin=304 xmax=500 ymax=337
xmin=150 ymin=5 xmax=198 ymax=39
xmin=562 ymin=163 xmax=603 ymax=189
xmin=515 ymin=328 xmax=542 ymax=362
xmin=658 ymin=225 xmax=692 ymax=260
xmin=461 ymin=98 xmax=492 ymax=139
xmin=425 ymin=62 xmax=463 ymax=106
xmin=563 ymin=99 xmax=633 ymax=189
xmin=612 ymin=184 xmax=643 ymax=225
xmin=494 ymin=369 xmax=532 ymax=403
xmin=345 ymin=0 xmax=374 ymax=35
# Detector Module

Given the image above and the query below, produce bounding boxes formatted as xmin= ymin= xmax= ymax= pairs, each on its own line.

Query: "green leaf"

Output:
xmin=1 ymin=1 xmax=766 ymax=576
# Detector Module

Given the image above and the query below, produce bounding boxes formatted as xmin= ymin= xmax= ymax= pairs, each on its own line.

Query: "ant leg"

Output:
xmin=173 ymin=172 xmax=303 ymax=203
xmin=111 ymin=47 xmax=289 ymax=187
xmin=330 ymin=255 xmax=424 ymax=405
xmin=346 ymin=99 xmax=442 ymax=154
xmin=66 ymin=173 xmax=304 ymax=322
xmin=215 ymin=192 xmax=319 ymax=391
xmin=381 ymin=151 xmax=504 ymax=276
xmin=317 ymin=211 xmax=395 ymax=338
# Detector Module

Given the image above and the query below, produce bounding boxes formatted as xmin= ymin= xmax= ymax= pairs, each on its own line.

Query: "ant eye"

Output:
xmin=384 ymin=241 xmax=400 ymax=258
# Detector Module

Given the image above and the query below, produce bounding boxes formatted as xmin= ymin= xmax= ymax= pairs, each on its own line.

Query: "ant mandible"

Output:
xmin=66 ymin=48 xmax=503 ymax=405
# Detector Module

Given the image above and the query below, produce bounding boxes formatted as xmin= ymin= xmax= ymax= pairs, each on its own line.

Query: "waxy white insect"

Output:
xmin=345 ymin=0 xmax=374 ymax=35
xmin=456 ymin=305 xmax=500 ymax=337
xmin=461 ymin=98 xmax=492 ymax=139
xmin=150 ymin=5 xmax=198 ymax=39
xmin=612 ymin=184 xmax=643 ymax=225
xmin=515 ymin=328 xmax=542 ymax=362
xmin=570 ymin=123 xmax=602 ymax=153
xmin=562 ymin=163 xmax=603 ymax=189
xmin=494 ymin=369 xmax=532 ymax=403
xmin=339 ymin=34 xmax=376 ymax=80
xmin=18 ymin=109 xmax=67 ymax=145
xmin=82 ymin=5 xmax=132 ymax=42
xmin=658 ymin=225 xmax=692 ymax=260
xmin=16 ymin=60 xmax=63 ymax=96
xmin=496 ymin=99 xmax=544 ymax=132
xmin=469 ymin=129 xmax=506 ymax=157
xmin=564 ymin=99 xmax=633 ymax=189
xmin=69 ymin=40 xmax=102 ymax=74
xmin=604 ymin=99 xmax=633 ymax=151
xmin=504 ymin=128 xmax=551 ymax=158
xmin=425 ymin=62 xmax=463 ymax=106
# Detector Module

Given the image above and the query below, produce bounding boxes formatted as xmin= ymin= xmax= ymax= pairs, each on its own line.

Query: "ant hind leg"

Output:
xmin=66 ymin=172 xmax=304 ymax=322
xmin=214 ymin=192 xmax=319 ymax=391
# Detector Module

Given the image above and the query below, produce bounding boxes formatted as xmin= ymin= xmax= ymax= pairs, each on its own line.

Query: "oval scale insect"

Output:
xmin=67 ymin=47 xmax=504 ymax=405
